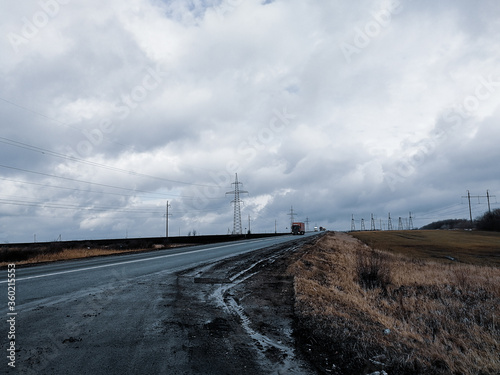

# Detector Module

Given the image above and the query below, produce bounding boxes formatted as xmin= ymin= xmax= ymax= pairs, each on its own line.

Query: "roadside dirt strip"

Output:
xmin=164 ymin=235 xmax=321 ymax=375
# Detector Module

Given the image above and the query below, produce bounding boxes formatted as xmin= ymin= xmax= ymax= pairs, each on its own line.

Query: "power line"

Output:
xmin=0 ymin=164 xmax=182 ymax=198
xmin=0 ymin=136 xmax=218 ymax=188
xmin=0 ymin=96 xmax=80 ymax=131
xmin=0 ymin=176 xmax=179 ymax=200
xmin=0 ymin=197 xmax=164 ymax=214
xmin=461 ymin=190 xmax=496 ymax=223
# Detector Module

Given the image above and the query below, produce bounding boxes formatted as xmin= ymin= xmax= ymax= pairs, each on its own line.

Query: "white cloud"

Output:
xmin=0 ymin=0 xmax=499 ymax=241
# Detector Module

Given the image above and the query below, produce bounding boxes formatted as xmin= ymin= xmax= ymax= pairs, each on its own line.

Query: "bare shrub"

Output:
xmin=356 ymin=250 xmax=392 ymax=290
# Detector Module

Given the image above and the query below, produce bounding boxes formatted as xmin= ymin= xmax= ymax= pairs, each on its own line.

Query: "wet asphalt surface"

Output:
xmin=1 ymin=234 xmax=320 ymax=374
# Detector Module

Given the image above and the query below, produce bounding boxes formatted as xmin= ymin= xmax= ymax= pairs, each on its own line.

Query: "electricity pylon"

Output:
xmin=288 ymin=206 xmax=297 ymax=229
xmin=226 ymin=173 xmax=248 ymax=235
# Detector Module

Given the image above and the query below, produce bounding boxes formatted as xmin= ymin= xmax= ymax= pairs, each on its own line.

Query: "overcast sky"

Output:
xmin=1 ymin=0 xmax=499 ymax=243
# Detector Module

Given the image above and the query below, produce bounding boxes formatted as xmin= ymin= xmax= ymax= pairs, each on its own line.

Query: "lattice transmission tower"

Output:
xmin=226 ymin=173 xmax=248 ymax=235
xmin=288 ymin=206 xmax=297 ymax=230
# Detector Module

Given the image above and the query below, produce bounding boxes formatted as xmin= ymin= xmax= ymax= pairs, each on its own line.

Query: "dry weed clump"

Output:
xmin=289 ymin=232 xmax=500 ymax=375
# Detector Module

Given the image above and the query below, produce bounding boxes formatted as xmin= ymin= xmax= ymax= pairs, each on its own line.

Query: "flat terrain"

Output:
xmin=3 ymin=230 xmax=498 ymax=374
xmin=350 ymin=230 xmax=500 ymax=266
xmin=289 ymin=231 xmax=500 ymax=374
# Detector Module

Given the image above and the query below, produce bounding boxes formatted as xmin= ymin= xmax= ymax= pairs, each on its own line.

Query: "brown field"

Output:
xmin=0 ymin=243 xmax=193 ymax=267
xmin=350 ymin=230 xmax=500 ymax=267
xmin=0 ymin=247 xmax=148 ymax=267
xmin=289 ymin=231 xmax=500 ymax=374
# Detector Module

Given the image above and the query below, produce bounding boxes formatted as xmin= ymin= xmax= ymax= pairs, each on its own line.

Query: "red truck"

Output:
xmin=291 ymin=222 xmax=305 ymax=235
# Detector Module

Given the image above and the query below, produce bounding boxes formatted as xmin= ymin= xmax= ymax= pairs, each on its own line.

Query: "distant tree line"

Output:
xmin=475 ymin=208 xmax=500 ymax=231
xmin=420 ymin=219 xmax=472 ymax=230
xmin=421 ymin=209 xmax=500 ymax=232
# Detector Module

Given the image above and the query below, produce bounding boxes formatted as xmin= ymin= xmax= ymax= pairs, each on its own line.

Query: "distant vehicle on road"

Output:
xmin=314 ymin=226 xmax=318 ymax=232
xmin=291 ymin=222 xmax=305 ymax=235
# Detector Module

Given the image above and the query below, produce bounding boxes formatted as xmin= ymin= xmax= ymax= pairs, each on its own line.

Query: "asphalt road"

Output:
xmin=1 ymin=233 xmax=318 ymax=374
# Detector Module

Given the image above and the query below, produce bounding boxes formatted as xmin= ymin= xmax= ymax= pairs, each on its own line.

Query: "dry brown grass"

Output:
xmin=0 ymin=247 xmax=144 ymax=267
xmin=289 ymin=232 xmax=500 ymax=374
xmin=0 ymin=241 xmax=194 ymax=268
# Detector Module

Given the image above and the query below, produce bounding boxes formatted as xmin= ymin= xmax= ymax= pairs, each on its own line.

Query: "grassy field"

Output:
xmin=289 ymin=231 xmax=500 ymax=374
xmin=0 ymin=247 xmax=150 ymax=267
xmin=350 ymin=230 xmax=500 ymax=267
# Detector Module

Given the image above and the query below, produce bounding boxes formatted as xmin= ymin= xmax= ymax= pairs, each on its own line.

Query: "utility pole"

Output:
xmin=351 ymin=214 xmax=356 ymax=231
xmin=305 ymin=217 xmax=310 ymax=232
xmin=361 ymin=218 xmax=366 ymax=231
xmin=387 ymin=213 xmax=393 ymax=230
xmin=398 ymin=217 xmax=403 ymax=230
xmin=486 ymin=190 xmax=496 ymax=213
xmin=370 ymin=214 xmax=375 ymax=231
xmin=165 ymin=201 xmax=172 ymax=238
xmin=462 ymin=190 xmax=473 ymax=224
xmin=226 ymin=174 xmax=248 ymax=235
xmin=461 ymin=190 xmax=496 ymax=222
xmin=248 ymin=215 xmax=251 ymax=234
xmin=409 ymin=212 xmax=414 ymax=230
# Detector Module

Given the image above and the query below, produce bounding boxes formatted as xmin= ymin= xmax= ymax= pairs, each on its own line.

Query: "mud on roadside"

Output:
xmin=164 ymin=235 xmax=322 ymax=375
